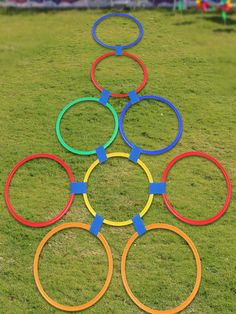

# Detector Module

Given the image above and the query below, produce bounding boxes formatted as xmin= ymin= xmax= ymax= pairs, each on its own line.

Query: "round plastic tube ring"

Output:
xmin=56 ymin=97 xmax=119 ymax=155
xmin=92 ymin=12 xmax=143 ymax=50
xmin=162 ymin=152 xmax=232 ymax=225
xmin=119 ymin=95 xmax=183 ymax=155
xmin=34 ymin=222 xmax=113 ymax=311
xmin=91 ymin=51 xmax=148 ymax=98
xmin=121 ymin=223 xmax=202 ymax=314
xmin=5 ymin=153 xmax=75 ymax=227
xmin=83 ymin=152 xmax=154 ymax=227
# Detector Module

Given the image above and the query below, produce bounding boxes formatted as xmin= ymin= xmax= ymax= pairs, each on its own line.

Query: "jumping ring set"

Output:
xmin=5 ymin=13 xmax=232 ymax=313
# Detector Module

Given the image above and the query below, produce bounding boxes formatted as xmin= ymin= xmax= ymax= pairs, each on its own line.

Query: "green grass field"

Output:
xmin=0 ymin=8 xmax=236 ymax=314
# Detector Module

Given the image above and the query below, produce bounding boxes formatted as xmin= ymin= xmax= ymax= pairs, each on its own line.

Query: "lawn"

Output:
xmin=0 ymin=7 xmax=236 ymax=314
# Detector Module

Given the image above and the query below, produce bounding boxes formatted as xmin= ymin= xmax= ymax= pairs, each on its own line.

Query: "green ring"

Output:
xmin=56 ymin=97 xmax=119 ymax=155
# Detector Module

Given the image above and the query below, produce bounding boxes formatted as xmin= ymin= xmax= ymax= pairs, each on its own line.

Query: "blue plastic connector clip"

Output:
xmin=70 ymin=182 xmax=87 ymax=194
xmin=128 ymin=90 xmax=139 ymax=104
xmin=96 ymin=146 xmax=108 ymax=164
xmin=115 ymin=46 xmax=123 ymax=56
xmin=132 ymin=214 xmax=146 ymax=237
xmin=129 ymin=146 xmax=142 ymax=163
xmin=149 ymin=182 xmax=166 ymax=194
xmin=89 ymin=214 xmax=104 ymax=236
xmin=99 ymin=89 xmax=110 ymax=106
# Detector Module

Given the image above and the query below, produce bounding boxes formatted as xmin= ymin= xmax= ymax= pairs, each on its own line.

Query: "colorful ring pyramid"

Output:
xmin=5 ymin=12 xmax=232 ymax=313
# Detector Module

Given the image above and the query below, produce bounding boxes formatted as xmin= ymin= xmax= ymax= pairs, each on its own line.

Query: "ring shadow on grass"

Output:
xmin=213 ymin=27 xmax=235 ymax=33
xmin=203 ymin=15 xmax=236 ymax=26
xmin=174 ymin=21 xmax=195 ymax=26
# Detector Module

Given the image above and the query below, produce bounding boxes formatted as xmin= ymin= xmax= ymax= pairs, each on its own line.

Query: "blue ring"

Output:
xmin=92 ymin=13 xmax=144 ymax=50
xmin=119 ymin=95 xmax=183 ymax=155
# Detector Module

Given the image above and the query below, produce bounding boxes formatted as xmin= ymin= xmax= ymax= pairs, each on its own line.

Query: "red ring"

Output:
xmin=5 ymin=153 xmax=75 ymax=228
xmin=90 ymin=51 xmax=148 ymax=98
xmin=162 ymin=152 xmax=232 ymax=226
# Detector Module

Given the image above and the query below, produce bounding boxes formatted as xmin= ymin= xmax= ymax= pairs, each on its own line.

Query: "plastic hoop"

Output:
xmin=121 ymin=223 xmax=202 ymax=314
xmin=83 ymin=152 xmax=154 ymax=227
xmin=119 ymin=95 xmax=183 ymax=155
xmin=56 ymin=97 xmax=119 ymax=156
xmin=91 ymin=13 xmax=143 ymax=50
xmin=34 ymin=222 xmax=113 ymax=312
xmin=5 ymin=154 xmax=75 ymax=228
xmin=162 ymin=152 xmax=232 ymax=225
xmin=90 ymin=51 xmax=148 ymax=98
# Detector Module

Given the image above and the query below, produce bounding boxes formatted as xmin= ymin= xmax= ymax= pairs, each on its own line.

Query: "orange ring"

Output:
xmin=121 ymin=224 xmax=201 ymax=314
xmin=34 ymin=222 xmax=113 ymax=312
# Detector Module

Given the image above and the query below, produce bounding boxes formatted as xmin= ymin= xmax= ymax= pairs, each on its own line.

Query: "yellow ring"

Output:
xmin=83 ymin=152 xmax=154 ymax=226
xmin=34 ymin=222 xmax=113 ymax=312
xmin=121 ymin=224 xmax=202 ymax=314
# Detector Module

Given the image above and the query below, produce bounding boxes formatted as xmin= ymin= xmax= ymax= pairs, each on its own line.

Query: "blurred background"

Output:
xmin=0 ymin=0 xmax=235 ymax=12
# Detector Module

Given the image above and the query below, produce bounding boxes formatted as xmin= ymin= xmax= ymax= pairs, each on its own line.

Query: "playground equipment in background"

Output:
xmin=195 ymin=0 xmax=233 ymax=22
xmin=174 ymin=0 xmax=234 ymax=23
xmin=218 ymin=0 xmax=232 ymax=22
xmin=196 ymin=0 xmax=210 ymax=11
xmin=5 ymin=13 xmax=232 ymax=314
